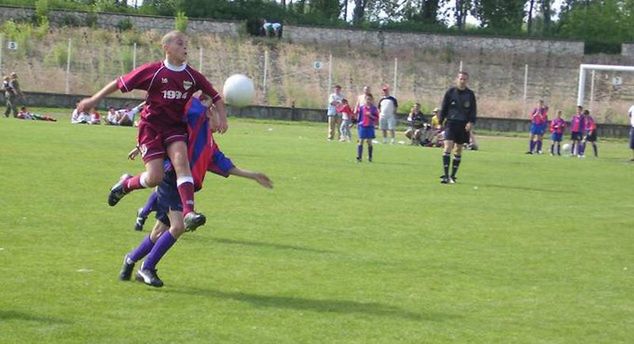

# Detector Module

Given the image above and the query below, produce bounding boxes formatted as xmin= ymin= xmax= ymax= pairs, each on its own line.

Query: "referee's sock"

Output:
xmin=442 ymin=152 xmax=450 ymax=177
xmin=451 ymin=155 xmax=461 ymax=178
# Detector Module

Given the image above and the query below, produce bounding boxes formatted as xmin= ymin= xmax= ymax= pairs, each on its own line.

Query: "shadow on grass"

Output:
xmin=0 ymin=310 xmax=69 ymax=324
xmin=477 ymin=183 xmax=568 ymax=193
xmin=168 ymin=287 xmax=458 ymax=322
xmin=207 ymin=237 xmax=338 ymax=254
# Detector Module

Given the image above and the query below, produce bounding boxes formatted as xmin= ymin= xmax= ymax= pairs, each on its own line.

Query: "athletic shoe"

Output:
xmin=440 ymin=176 xmax=449 ymax=184
xmin=368 ymin=158 xmax=372 ymax=162
xmin=537 ymin=150 xmax=543 ymax=154
xmin=525 ymin=151 xmax=533 ymax=155
xmin=134 ymin=207 xmax=147 ymax=231
xmin=184 ymin=211 xmax=206 ymax=232
xmin=136 ymin=267 xmax=163 ymax=287
xmin=108 ymin=174 xmax=132 ymax=206
xmin=356 ymin=157 xmax=362 ymax=163
xmin=449 ymin=176 xmax=457 ymax=184
xmin=119 ymin=255 xmax=135 ymax=281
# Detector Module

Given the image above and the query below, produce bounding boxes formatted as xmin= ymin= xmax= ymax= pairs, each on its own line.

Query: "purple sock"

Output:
xmin=357 ymin=145 xmax=363 ymax=159
xmin=579 ymin=143 xmax=586 ymax=155
xmin=139 ymin=192 xmax=158 ymax=218
xmin=142 ymin=231 xmax=177 ymax=271
xmin=536 ymin=140 xmax=542 ymax=152
xmin=529 ymin=140 xmax=535 ymax=152
xmin=128 ymin=236 xmax=155 ymax=262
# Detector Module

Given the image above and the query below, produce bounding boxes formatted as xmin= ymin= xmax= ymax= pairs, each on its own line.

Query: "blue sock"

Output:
xmin=529 ymin=140 xmax=535 ymax=152
xmin=368 ymin=146 xmax=373 ymax=160
xmin=139 ymin=192 xmax=158 ymax=218
xmin=536 ymin=140 xmax=542 ymax=152
xmin=142 ymin=231 xmax=177 ymax=271
xmin=442 ymin=153 xmax=450 ymax=177
xmin=128 ymin=235 xmax=154 ymax=262
xmin=357 ymin=144 xmax=363 ymax=160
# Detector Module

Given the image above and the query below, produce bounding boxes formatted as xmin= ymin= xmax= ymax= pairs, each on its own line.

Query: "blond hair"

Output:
xmin=161 ymin=30 xmax=186 ymax=46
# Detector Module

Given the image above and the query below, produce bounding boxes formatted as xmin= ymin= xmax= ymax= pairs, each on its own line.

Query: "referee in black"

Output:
xmin=439 ymin=71 xmax=477 ymax=184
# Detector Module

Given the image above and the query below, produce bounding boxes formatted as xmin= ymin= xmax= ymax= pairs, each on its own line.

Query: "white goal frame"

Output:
xmin=577 ymin=63 xmax=634 ymax=106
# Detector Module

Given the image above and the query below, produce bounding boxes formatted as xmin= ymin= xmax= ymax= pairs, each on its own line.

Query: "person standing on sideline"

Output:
xmin=326 ymin=85 xmax=344 ymax=141
xmin=579 ymin=109 xmax=598 ymax=158
xmin=569 ymin=106 xmax=585 ymax=157
xmin=526 ymin=99 xmax=548 ymax=154
xmin=356 ymin=94 xmax=379 ymax=162
xmin=549 ymin=110 xmax=566 ymax=156
xmin=4 ymin=73 xmax=25 ymax=118
xmin=627 ymin=105 xmax=634 ymax=161
xmin=77 ymin=30 xmax=227 ymax=232
xmin=378 ymin=86 xmax=398 ymax=144
xmin=354 ymin=85 xmax=371 ymax=114
xmin=439 ymin=71 xmax=477 ymax=184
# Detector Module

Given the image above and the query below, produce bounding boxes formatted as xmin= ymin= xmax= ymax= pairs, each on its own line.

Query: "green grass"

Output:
xmin=1 ymin=109 xmax=633 ymax=343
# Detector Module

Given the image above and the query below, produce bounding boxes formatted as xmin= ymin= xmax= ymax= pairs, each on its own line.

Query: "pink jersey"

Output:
xmin=117 ymin=60 xmax=221 ymax=128
xmin=570 ymin=114 xmax=584 ymax=132
xmin=549 ymin=117 xmax=566 ymax=134
xmin=530 ymin=107 xmax=548 ymax=125
xmin=584 ymin=115 xmax=596 ymax=132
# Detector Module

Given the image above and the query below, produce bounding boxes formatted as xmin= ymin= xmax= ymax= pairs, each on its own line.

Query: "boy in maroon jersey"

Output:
xmin=77 ymin=30 xmax=227 ymax=231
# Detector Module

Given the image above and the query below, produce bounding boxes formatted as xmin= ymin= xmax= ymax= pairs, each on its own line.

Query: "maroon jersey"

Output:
xmin=117 ymin=60 xmax=221 ymax=128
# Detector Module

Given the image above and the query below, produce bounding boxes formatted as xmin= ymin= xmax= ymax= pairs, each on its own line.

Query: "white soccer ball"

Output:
xmin=223 ymin=74 xmax=255 ymax=108
xmin=562 ymin=143 xmax=571 ymax=153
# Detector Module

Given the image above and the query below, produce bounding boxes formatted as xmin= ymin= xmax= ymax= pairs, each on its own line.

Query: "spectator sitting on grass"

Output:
xmin=17 ymin=106 xmax=57 ymax=121
xmin=71 ymin=101 xmax=91 ymax=124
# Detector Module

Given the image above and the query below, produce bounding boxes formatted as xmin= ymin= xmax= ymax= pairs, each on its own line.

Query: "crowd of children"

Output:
xmin=527 ymin=101 xmax=599 ymax=158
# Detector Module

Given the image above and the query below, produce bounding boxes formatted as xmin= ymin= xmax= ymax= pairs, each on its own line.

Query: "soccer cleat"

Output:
xmin=136 ymin=267 xmax=163 ymax=287
xmin=134 ymin=207 xmax=147 ymax=231
xmin=368 ymin=158 xmax=372 ymax=162
xmin=108 ymin=174 xmax=132 ymax=206
xmin=184 ymin=211 xmax=206 ymax=232
xmin=449 ymin=176 xmax=457 ymax=184
xmin=525 ymin=151 xmax=533 ymax=155
xmin=440 ymin=176 xmax=449 ymax=184
xmin=356 ymin=157 xmax=362 ymax=163
xmin=119 ymin=255 xmax=135 ymax=281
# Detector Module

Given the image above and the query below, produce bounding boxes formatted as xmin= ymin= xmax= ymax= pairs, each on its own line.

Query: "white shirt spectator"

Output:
xmin=327 ymin=92 xmax=344 ymax=117
xmin=71 ymin=109 xmax=90 ymax=124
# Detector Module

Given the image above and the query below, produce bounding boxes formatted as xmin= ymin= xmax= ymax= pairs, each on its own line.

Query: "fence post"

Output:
xmin=393 ymin=57 xmax=398 ymax=97
xmin=523 ymin=64 xmax=528 ymax=116
xmin=327 ymin=53 xmax=332 ymax=95
xmin=0 ymin=34 xmax=3 ymax=76
xmin=65 ymin=38 xmax=72 ymax=95
xmin=133 ymin=42 xmax=137 ymax=69
xmin=263 ymin=50 xmax=269 ymax=102
xmin=198 ymin=46 xmax=203 ymax=72
xmin=589 ymin=70 xmax=595 ymax=111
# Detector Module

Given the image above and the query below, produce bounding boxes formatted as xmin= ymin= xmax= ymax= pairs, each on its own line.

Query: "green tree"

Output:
xmin=310 ymin=0 xmax=341 ymax=19
xmin=472 ymin=0 xmax=524 ymax=32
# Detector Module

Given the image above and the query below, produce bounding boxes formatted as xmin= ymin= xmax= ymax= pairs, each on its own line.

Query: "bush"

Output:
xmin=175 ymin=11 xmax=188 ymax=32
xmin=116 ymin=18 xmax=133 ymax=32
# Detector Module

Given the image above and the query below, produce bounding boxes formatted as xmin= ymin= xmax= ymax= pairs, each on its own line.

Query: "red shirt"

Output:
xmin=117 ymin=60 xmax=220 ymax=128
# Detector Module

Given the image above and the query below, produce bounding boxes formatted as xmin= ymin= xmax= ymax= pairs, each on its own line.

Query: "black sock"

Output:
xmin=368 ymin=146 xmax=373 ymax=160
xmin=442 ymin=153 xmax=450 ymax=178
xmin=451 ymin=155 xmax=461 ymax=178
xmin=593 ymin=143 xmax=598 ymax=157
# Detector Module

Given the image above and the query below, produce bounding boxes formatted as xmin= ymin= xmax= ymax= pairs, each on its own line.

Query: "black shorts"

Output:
xmin=444 ymin=121 xmax=470 ymax=144
xmin=571 ymin=132 xmax=583 ymax=141
xmin=630 ymin=128 xmax=634 ymax=149
xmin=584 ymin=131 xmax=597 ymax=142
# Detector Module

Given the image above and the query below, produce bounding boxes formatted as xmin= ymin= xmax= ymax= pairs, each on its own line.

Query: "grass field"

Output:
xmin=1 ymin=109 xmax=633 ymax=343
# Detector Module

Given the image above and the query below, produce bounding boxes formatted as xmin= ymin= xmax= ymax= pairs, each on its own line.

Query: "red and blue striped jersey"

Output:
xmin=185 ymin=97 xmax=212 ymax=190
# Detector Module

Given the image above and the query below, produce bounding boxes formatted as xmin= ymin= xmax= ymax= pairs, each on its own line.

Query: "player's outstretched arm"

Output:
xmin=228 ymin=167 xmax=273 ymax=189
xmin=212 ymin=99 xmax=228 ymax=134
xmin=77 ymin=80 xmax=119 ymax=112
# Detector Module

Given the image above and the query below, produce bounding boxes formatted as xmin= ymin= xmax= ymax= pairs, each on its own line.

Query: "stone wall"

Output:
xmin=0 ymin=5 xmax=584 ymax=56
xmin=8 ymin=91 xmax=630 ymax=138
xmin=285 ymin=26 xmax=584 ymax=56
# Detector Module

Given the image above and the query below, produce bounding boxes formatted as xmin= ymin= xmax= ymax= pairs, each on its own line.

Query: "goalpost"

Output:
xmin=577 ymin=63 xmax=634 ymax=107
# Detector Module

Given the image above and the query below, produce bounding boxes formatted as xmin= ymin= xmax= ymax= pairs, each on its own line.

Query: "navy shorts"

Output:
xmin=530 ymin=123 xmax=546 ymax=136
xmin=551 ymin=132 xmax=563 ymax=142
xmin=155 ymin=171 xmax=181 ymax=226
xmin=571 ymin=132 xmax=583 ymax=141
xmin=629 ymin=128 xmax=634 ymax=149
xmin=444 ymin=121 xmax=470 ymax=144
xmin=358 ymin=125 xmax=375 ymax=139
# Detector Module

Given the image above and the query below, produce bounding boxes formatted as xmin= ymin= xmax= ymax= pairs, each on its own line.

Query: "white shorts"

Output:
xmin=379 ymin=116 xmax=397 ymax=130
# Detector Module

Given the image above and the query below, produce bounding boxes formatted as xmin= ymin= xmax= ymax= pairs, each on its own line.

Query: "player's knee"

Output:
xmin=144 ymin=171 xmax=164 ymax=186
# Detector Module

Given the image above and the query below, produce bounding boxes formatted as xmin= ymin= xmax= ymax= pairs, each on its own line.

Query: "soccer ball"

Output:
xmin=223 ymin=74 xmax=255 ymax=108
xmin=562 ymin=143 xmax=571 ymax=154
